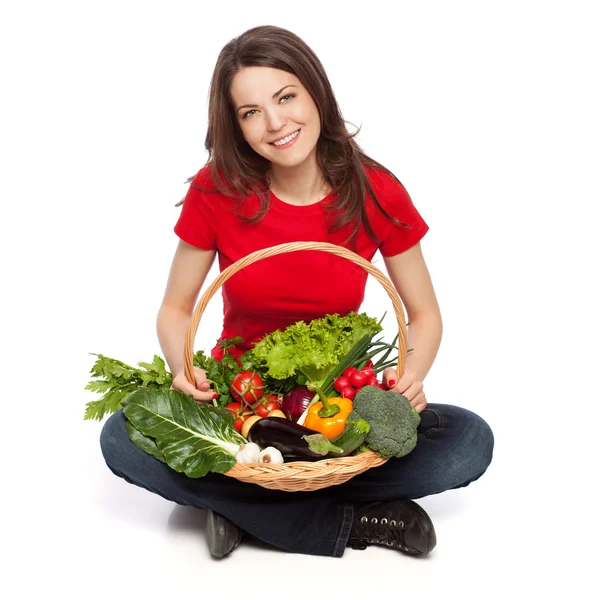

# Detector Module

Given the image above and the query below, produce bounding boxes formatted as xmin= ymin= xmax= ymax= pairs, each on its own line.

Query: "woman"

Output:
xmin=100 ymin=25 xmax=494 ymax=559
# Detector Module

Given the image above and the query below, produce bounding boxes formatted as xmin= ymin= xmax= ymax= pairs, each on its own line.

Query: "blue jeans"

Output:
xmin=100 ymin=403 xmax=494 ymax=557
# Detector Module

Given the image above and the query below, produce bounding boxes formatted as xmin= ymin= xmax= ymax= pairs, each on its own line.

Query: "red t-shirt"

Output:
xmin=174 ymin=164 xmax=429 ymax=360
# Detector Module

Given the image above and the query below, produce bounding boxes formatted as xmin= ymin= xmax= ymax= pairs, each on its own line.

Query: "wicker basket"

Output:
xmin=183 ymin=242 xmax=407 ymax=491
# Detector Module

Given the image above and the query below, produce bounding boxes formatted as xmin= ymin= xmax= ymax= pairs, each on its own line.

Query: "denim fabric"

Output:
xmin=99 ymin=403 xmax=494 ymax=557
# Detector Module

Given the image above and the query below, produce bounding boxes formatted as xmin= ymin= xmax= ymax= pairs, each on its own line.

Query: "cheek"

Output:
xmin=240 ymin=122 xmax=263 ymax=146
xmin=302 ymin=102 xmax=321 ymax=136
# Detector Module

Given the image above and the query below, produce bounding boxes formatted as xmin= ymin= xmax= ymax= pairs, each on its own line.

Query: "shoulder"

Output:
xmin=363 ymin=163 xmax=408 ymax=194
xmin=189 ymin=164 xmax=219 ymax=191
xmin=185 ymin=164 xmax=236 ymax=209
xmin=362 ymin=163 xmax=414 ymax=214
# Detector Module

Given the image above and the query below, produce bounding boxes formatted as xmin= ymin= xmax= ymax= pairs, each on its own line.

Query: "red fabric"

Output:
xmin=174 ymin=164 xmax=429 ymax=360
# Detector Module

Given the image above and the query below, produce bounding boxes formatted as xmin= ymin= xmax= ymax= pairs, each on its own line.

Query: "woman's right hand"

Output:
xmin=171 ymin=367 xmax=216 ymax=404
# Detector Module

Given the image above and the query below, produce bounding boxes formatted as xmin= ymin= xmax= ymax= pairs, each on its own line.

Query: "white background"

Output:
xmin=1 ymin=0 xmax=598 ymax=598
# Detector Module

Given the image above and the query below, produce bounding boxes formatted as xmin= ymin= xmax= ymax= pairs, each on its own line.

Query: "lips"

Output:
xmin=269 ymin=129 xmax=301 ymax=145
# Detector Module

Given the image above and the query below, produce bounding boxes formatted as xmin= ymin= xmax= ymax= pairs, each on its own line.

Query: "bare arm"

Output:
xmin=382 ymin=243 xmax=443 ymax=407
xmin=157 ymin=240 xmax=217 ymax=401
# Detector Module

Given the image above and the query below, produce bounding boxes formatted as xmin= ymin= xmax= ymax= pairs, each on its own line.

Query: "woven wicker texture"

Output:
xmin=183 ymin=242 xmax=407 ymax=491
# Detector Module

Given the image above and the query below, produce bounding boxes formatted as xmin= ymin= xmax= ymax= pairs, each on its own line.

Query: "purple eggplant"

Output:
xmin=280 ymin=385 xmax=317 ymax=422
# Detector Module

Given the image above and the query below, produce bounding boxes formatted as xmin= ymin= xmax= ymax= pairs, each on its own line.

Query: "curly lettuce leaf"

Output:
xmin=251 ymin=312 xmax=382 ymax=383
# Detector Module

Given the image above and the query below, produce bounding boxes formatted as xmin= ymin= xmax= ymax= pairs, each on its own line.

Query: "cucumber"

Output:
xmin=328 ymin=418 xmax=371 ymax=457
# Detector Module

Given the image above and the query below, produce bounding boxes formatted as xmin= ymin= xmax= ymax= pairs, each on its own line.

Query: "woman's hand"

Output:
xmin=171 ymin=367 xmax=216 ymax=404
xmin=381 ymin=367 xmax=427 ymax=414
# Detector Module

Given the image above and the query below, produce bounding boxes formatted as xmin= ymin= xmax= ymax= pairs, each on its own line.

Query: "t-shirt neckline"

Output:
xmin=270 ymin=189 xmax=335 ymax=214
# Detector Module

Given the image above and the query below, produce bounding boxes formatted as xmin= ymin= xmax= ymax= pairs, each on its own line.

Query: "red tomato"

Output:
xmin=343 ymin=366 xmax=358 ymax=379
xmin=349 ymin=370 xmax=368 ymax=388
xmin=340 ymin=386 xmax=356 ymax=400
xmin=224 ymin=401 xmax=253 ymax=432
xmin=230 ymin=371 xmax=265 ymax=405
xmin=224 ymin=401 xmax=243 ymax=417
xmin=254 ymin=400 xmax=280 ymax=418
xmin=334 ymin=376 xmax=350 ymax=393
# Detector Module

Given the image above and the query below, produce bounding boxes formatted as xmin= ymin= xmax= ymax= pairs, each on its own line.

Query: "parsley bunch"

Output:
xmin=84 ymin=354 xmax=173 ymax=421
xmin=83 ymin=337 xmax=268 ymax=421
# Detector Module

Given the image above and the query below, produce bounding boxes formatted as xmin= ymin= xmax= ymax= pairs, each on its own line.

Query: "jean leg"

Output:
xmin=99 ymin=410 xmax=353 ymax=557
xmin=333 ymin=403 xmax=494 ymax=502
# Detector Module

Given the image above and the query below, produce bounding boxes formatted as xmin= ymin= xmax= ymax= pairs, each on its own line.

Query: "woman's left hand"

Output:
xmin=381 ymin=368 xmax=428 ymax=414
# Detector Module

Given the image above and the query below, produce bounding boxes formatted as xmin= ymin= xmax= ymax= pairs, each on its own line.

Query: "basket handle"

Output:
xmin=184 ymin=242 xmax=407 ymax=384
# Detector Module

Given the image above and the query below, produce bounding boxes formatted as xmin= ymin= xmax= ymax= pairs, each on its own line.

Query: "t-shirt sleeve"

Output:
xmin=173 ymin=171 xmax=217 ymax=250
xmin=370 ymin=171 xmax=429 ymax=257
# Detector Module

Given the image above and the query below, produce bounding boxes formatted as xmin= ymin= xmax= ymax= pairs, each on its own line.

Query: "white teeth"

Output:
xmin=272 ymin=130 xmax=299 ymax=146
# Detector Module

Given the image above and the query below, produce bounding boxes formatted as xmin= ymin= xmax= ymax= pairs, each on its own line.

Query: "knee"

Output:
xmin=473 ymin=412 xmax=494 ymax=473
xmin=461 ymin=408 xmax=495 ymax=480
xmin=99 ymin=410 xmax=129 ymax=472
xmin=435 ymin=404 xmax=494 ymax=488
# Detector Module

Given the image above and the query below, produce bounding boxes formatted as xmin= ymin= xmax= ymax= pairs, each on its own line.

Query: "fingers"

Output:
xmin=411 ymin=391 xmax=427 ymax=413
xmin=192 ymin=368 xmax=212 ymax=401
xmin=171 ymin=369 xmax=215 ymax=404
xmin=383 ymin=369 xmax=422 ymax=399
xmin=196 ymin=380 xmax=211 ymax=392
xmin=397 ymin=380 xmax=424 ymax=402
xmin=172 ymin=381 xmax=214 ymax=403
xmin=382 ymin=368 xmax=426 ymax=408
xmin=382 ymin=368 xmax=398 ymax=389
xmin=193 ymin=368 xmax=211 ymax=391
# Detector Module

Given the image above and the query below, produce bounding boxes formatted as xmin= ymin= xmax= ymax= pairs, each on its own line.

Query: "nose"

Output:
xmin=264 ymin=106 xmax=287 ymax=132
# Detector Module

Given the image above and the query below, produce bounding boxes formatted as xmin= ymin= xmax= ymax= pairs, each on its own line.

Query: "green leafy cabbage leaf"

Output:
xmin=251 ymin=312 xmax=383 ymax=383
xmin=122 ymin=388 xmax=246 ymax=477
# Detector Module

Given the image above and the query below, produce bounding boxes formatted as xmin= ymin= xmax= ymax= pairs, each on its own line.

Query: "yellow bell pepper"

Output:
xmin=304 ymin=383 xmax=353 ymax=440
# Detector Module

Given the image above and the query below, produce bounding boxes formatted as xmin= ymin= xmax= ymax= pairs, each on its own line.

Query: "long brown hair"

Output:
xmin=178 ymin=25 xmax=411 ymax=250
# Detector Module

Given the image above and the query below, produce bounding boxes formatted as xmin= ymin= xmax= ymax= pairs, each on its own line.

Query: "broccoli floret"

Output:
xmin=349 ymin=386 xmax=421 ymax=459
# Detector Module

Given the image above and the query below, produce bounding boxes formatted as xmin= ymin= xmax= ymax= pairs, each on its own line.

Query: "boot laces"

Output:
xmin=354 ymin=514 xmax=407 ymax=550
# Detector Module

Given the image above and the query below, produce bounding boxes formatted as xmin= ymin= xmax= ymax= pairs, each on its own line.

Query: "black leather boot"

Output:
xmin=206 ymin=510 xmax=245 ymax=558
xmin=347 ymin=500 xmax=436 ymax=556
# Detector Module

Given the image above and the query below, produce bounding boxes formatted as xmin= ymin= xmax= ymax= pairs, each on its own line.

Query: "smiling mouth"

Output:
xmin=269 ymin=129 xmax=301 ymax=146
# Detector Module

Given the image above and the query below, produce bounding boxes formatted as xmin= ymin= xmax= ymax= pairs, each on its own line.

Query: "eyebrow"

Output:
xmin=235 ymin=85 xmax=298 ymax=113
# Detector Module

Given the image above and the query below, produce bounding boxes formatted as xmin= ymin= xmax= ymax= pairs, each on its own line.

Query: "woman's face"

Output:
xmin=230 ymin=66 xmax=321 ymax=167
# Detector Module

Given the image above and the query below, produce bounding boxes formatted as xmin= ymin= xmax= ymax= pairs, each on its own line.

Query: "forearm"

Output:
xmin=403 ymin=312 xmax=443 ymax=382
xmin=156 ymin=305 xmax=193 ymax=377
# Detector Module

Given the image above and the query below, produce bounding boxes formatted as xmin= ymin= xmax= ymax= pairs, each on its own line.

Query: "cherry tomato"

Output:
xmin=360 ymin=368 xmax=376 ymax=379
xmin=334 ymin=376 xmax=351 ymax=393
xmin=366 ymin=376 xmax=380 ymax=387
xmin=340 ymin=386 xmax=356 ymax=399
xmin=343 ymin=366 xmax=358 ymax=379
xmin=254 ymin=400 xmax=280 ymax=418
xmin=349 ymin=370 xmax=368 ymax=388
xmin=230 ymin=371 xmax=265 ymax=405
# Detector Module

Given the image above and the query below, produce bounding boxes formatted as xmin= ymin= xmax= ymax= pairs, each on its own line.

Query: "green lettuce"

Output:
xmin=251 ymin=312 xmax=383 ymax=384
